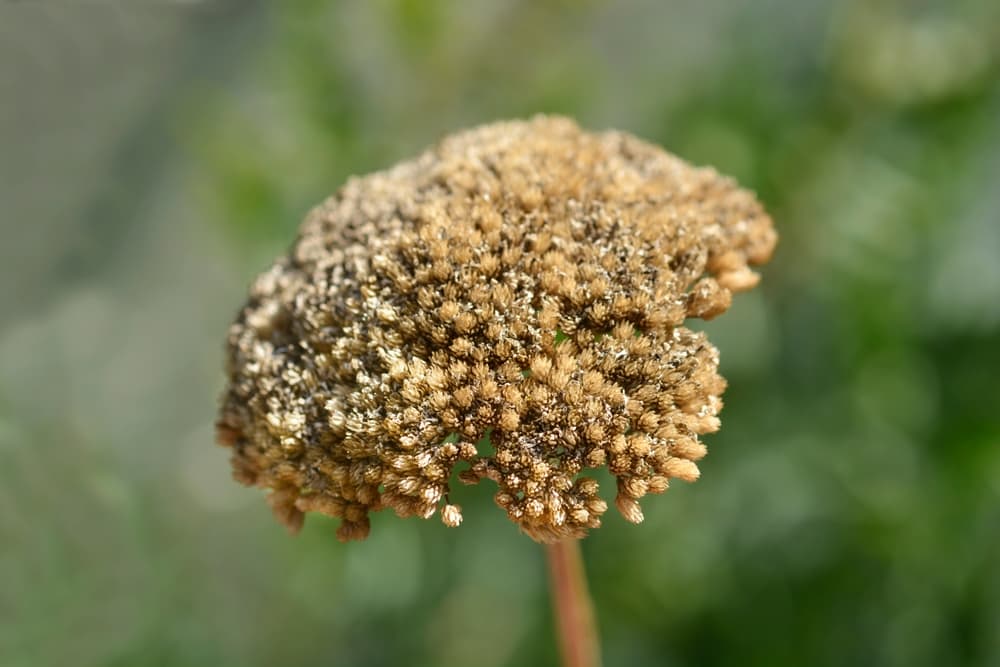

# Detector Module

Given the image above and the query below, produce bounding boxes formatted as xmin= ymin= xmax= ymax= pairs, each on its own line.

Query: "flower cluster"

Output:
xmin=217 ymin=116 xmax=776 ymax=542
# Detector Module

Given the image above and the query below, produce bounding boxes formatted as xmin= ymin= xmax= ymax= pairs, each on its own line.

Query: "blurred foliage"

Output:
xmin=3 ymin=1 xmax=1000 ymax=666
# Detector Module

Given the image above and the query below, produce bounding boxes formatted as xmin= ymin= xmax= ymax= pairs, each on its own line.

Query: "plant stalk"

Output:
xmin=546 ymin=539 xmax=602 ymax=667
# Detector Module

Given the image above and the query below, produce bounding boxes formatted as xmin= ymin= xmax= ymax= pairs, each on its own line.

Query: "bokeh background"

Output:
xmin=3 ymin=1 xmax=999 ymax=665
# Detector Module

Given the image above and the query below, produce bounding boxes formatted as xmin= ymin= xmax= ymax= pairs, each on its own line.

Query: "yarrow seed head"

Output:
xmin=217 ymin=116 xmax=776 ymax=543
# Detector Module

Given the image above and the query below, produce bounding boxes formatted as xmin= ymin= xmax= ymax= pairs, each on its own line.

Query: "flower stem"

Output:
xmin=545 ymin=539 xmax=602 ymax=667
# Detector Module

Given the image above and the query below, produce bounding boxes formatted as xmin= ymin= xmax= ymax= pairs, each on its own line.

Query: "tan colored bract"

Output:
xmin=217 ymin=116 xmax=776 ymax=542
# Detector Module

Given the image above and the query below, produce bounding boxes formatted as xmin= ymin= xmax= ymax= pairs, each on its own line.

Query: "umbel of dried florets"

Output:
xmin=217 ymin=116 xmax=776 ymax=543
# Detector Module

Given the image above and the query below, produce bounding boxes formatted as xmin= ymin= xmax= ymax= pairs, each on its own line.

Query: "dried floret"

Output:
xmin=217 ymin=116 xmax=776 ymax=542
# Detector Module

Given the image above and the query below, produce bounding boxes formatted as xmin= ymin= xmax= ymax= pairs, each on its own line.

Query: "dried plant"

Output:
xmin=216 ymin=116 xmax=775 ymax=666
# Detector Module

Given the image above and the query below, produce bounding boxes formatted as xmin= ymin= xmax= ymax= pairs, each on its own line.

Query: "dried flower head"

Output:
xmin=217 ymin=116 xmax=776 ymax=542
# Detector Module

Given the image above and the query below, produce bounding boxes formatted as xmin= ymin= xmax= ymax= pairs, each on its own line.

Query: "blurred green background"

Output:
xmin=2 ymin=1 xmax=999 ymax=666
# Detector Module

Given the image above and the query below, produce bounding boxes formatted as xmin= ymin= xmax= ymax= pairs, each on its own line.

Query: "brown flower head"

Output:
xmin=217 ymin=116 xmax=776 ymax=543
